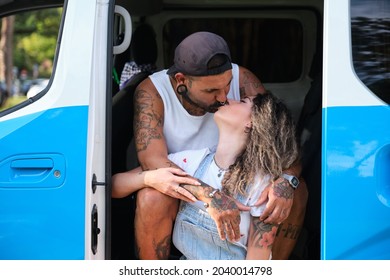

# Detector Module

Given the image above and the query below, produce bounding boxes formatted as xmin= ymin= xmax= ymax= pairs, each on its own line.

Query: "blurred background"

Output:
xmin=0 ymin=8 xmax=61 ymax=111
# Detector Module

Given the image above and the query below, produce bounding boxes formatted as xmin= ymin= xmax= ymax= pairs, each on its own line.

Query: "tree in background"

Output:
xmin=0 ymin=7 xmax=61 ymax=104
xmin=0 ymin=16 xmax=15 ymax=105
xmin=14 ymin=8 xmax=62 ymax=79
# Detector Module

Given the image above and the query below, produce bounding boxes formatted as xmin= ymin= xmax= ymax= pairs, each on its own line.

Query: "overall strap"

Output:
xmin=194 ymin=152 xmax=214 ymax=179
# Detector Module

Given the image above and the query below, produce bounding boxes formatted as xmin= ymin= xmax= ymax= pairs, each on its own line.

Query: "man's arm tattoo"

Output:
xmin=249 ymin=219 xmax=277 ymax=249
xmin=275 ymin=223 xmax=302 ymax=240
xmin=134 ymin=89 xmax=163 ymax=152
xmin=239 ymin=69 xmax=265 ymax=97
xmin=273 ymin=179 xmax=294 ymax=199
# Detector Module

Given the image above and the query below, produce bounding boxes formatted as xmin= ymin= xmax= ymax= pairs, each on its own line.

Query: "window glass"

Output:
xmin=351 ymin=0 xmax=390 ymax=104
xmin=163 ymin=18 xmax=303 ymax=83
xmin=0 ymin=7 xmax=62 ymax=112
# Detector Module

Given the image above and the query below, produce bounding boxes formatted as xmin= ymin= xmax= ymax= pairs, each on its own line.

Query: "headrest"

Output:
xmin=131 ymin=23 xmax=157 ymax=65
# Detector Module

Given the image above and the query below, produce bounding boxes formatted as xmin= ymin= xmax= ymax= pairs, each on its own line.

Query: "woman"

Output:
xmin=112 ymin=92 xmax=299 ymax=259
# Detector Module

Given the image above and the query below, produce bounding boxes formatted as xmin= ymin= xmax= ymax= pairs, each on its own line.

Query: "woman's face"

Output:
xmin=214 ymin=96 xmax=253 ymax=129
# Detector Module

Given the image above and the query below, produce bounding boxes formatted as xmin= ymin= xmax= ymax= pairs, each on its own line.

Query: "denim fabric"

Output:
xmin=173 ymin=202 xmax=246 ymax=260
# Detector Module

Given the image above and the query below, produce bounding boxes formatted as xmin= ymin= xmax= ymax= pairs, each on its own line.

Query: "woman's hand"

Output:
xmin=206 ymin=191 xmax=250 ymax=242
xmin=143 ymin=167 xmax=200 ymax=202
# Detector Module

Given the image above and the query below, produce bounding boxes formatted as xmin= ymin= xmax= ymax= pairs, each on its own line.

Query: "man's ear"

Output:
xmin=175 ymin=72 xmax=186 ymax=84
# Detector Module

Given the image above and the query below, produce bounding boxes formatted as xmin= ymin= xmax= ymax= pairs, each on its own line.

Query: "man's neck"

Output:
xmin=181 ymin=96 xmax=207 ymax=116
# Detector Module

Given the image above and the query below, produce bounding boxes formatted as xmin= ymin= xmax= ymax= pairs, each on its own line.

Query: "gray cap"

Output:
xmin=167 ymin=32 xmax=232 ymax=76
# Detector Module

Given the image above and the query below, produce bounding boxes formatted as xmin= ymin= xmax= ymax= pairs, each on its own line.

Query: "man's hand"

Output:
xmin=206 ymin=191 xmax=250 ymax=242
xmin=143 ymin=167 xmax=200 ymax=202
xmin=255 ymin=177 xmax=294 ymax=224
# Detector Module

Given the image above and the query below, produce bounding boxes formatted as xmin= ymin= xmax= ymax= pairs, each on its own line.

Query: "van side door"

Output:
xmin=322 ymin=0 xmax=390 ymax=259
xmin=0 ymin=0 xmax=111 ymax=259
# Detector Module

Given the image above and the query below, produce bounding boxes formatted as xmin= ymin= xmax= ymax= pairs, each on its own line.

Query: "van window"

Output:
xmin=351 ymin=0 xmax=390 ymax=104
xmin=163 ymin=18 xmax=303 ymax=83
xmin=0 ymin=7 xmax=62 ymax=113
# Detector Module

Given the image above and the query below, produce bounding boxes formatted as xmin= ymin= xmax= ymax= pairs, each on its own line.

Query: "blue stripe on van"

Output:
xmin=0 ymin=106 xmax=88 ymax=259
xmin=322 ymin=105 xmax=390 ymax=260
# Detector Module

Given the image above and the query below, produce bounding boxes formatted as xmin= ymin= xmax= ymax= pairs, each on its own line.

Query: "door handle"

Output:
xmin=0 ymin=153 xmax=66 ymax=188
xmin=11 ymin=158 xmax=54 ymax=169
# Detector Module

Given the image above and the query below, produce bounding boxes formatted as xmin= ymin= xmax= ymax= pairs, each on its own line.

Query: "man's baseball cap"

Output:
xmin=167 ymin=32 xmax=232 ymax=76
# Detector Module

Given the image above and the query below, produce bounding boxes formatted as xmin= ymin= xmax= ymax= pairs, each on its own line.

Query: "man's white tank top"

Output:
xmin=149 ymin=63 xmax=240 ymax=154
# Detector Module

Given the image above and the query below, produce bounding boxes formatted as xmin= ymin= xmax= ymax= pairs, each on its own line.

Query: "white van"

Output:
xmin=0 ymin=0 xmax=388 ymax=260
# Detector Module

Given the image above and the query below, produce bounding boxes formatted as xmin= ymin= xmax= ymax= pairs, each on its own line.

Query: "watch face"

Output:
xmin=292 ymin=177 xmax=299 ymax=187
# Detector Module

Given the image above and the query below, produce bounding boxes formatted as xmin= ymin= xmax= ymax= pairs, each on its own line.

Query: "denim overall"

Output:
xmin=172 ymin=152 xmax=247 ymax=260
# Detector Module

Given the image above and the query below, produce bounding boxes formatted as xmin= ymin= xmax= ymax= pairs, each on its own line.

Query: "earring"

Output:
xmin=176 ymin=84 xmax=187 ymax=95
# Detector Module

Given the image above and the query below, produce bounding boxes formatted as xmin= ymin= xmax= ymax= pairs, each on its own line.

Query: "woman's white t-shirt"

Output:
xmin=168 ymin=148 xmax=269 ymax=249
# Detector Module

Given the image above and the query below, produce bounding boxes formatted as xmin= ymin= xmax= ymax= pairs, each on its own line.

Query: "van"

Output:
xmin=0 ymin=0 xmax=388 ymax=260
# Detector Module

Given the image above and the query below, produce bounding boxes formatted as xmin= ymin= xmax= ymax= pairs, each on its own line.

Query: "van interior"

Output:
xmin=111 ymin=0 xmax=324 ymax=260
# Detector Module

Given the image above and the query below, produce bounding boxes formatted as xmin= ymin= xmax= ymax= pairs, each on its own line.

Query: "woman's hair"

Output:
xmin=222 ymin=92 xmax=299 ymax=195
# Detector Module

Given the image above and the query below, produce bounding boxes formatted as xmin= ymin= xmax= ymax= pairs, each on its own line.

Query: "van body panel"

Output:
xmin=323 ymin=0 xmax=384 ymax=108
xmin=0 ymin=106 xmax=88 ymax=259
xmin=0 ymin=0 xmax=108 ymax=259
xmin=322 ymin=0 xmax=390 ymax=259
xmin=322 ymin=106 xmax=390 ymax=259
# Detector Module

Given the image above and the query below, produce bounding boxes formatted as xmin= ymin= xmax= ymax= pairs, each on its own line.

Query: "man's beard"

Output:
xmin=181 ymin=90 xmax=227 ymax=113
xmin=207 ymin=101 xmax=225 ymax=113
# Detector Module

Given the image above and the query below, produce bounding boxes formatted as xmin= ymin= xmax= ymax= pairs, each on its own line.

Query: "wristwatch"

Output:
xmin=282 ymin=173 xmax=299 ymax=189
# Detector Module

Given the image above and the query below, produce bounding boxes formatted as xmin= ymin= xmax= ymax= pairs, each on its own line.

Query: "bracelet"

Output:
xmin=208 ymin=189 xmax=219 ymax=198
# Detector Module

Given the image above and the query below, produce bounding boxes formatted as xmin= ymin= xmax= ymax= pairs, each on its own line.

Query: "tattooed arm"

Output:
xmin=238 ymin=66 xmax=266 ymax=98
xmin=246 ymin=217 xmax=278 ymax=260
xmin=112 ymin=163 xmax=248 ymax=241
xmin=134 ymin=78 xmax=167 ymax=169
xmin=132 ymin=78 xmax=198 ymax=202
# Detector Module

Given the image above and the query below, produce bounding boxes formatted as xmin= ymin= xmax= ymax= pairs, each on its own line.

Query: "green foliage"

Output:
xmin=13 ymin=7 xmax=62 ymax=78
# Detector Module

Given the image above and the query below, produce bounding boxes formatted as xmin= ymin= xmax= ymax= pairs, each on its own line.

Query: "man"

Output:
xmin=133 ymin=31 xmax=307 ymax=259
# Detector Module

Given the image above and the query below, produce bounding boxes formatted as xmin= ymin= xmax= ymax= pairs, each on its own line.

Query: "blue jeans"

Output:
xmin=173 ymin=202 xmax=246 ymax=260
